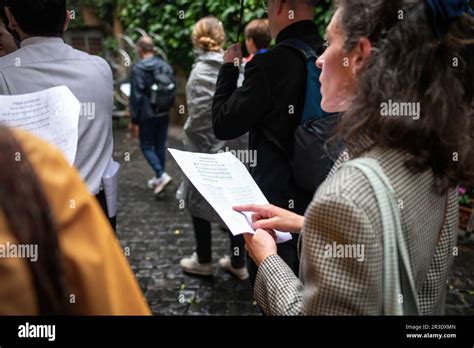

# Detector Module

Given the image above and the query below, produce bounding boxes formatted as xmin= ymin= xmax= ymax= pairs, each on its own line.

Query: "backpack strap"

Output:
xmin=277 ymin=38 xmax=330 ymax=124
xmin=277 ymin=38 xmax=318 ymax=60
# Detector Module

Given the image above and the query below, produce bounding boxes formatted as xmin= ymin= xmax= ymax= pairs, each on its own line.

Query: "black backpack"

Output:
xmin=278 ymin=38 xmax=342 ymax=193
xmin=149 ymin=58 xmax=177 ymax=115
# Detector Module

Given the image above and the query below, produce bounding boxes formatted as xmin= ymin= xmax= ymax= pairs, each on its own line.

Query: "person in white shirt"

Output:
xmin=0 ymin=0 xmax=116 ymax=229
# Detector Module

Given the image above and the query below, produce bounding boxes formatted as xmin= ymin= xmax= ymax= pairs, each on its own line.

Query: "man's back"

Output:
xmin=0 ymin=37 xmax=114 ymax=195
xmin=213 ymin=20 xmax=324 ymax=215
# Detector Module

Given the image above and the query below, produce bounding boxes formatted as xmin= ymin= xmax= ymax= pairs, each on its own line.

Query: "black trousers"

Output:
xmin=95 ymin=190 xmax=117 ymax=233
xmin=247 ymin=234 xmax=300 ymax=285
xmin=192 ymin=216 xmax=246 ymax=268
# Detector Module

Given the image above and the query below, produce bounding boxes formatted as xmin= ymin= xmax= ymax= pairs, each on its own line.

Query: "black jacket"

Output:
xmin=130 ymin=56 xmax=171 ymax=124
xmin=212 ymin=20 xmax=324 ymax=215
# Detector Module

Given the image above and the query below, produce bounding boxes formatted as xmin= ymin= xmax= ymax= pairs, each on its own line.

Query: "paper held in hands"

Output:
xmin=0 ymin=86 xmax=80 ymax=165
xmin=169 ymin=149 xmax=292 ymax=243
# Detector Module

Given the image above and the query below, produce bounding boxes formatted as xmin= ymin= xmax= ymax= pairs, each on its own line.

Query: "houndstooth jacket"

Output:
xmin=254 ymin=146 xmax=458 ymax=315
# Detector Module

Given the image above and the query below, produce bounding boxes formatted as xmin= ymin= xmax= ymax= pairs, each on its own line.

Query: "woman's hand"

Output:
xmin=224 ymin=43 xmax=243 ymax=65
xmin=234 ymin=204 xmax=305 ymax=234
xmin=244 ymin=229 xmax=278 ymax=267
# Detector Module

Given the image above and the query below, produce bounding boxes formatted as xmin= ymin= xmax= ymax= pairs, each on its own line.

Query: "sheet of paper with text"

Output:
xmin=0 ymin=86 xmax=81 ymax=165
xmin=169 ymin=149 xmax=292 ymax=243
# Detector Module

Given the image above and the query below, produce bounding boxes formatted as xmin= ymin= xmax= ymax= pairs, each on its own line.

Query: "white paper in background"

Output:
xmin=0 ymin=86 xmax=80 ymax=165
xmin=102 ymin=159 xmax=121 ymax=218
xmin=169 ymin=149 xmax=292 ymax=243
xmin=120 ymin=83 xmax=131 ymax=97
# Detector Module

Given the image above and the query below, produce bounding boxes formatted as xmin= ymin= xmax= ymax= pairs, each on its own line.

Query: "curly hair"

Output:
xmin=333 ymin=0 xmax=474 ymax=193
xmin=192 ymin=16 xmax=226 ymax=52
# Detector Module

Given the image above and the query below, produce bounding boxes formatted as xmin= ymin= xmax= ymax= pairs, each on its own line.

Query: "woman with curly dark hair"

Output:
xmin=237 ymin=0 xmax=473 ymax=315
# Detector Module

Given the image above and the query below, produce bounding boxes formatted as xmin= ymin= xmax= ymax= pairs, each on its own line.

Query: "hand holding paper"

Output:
xmin=243 ymin=229 xmax=279 ymax=267
xmin=168 ymin=149 xmax=292 ymax=243
xmin=234 ymin=204 xmax=305 ymax=234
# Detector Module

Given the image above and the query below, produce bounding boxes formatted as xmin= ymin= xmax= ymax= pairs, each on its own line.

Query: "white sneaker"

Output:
xmin=219 ymin=256 xmax=249 ymax=280
xmin=154 ymin=173 xmax=172 ymax=195
xmin=147 ymin=177 xmax=160 ymax=189
xmin=180 ymin=252 xmax=213 ymax=276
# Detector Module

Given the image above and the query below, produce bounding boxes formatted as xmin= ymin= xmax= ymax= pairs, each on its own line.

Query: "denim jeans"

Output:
xmin=139 ymin=115 xmax=169 ymax=178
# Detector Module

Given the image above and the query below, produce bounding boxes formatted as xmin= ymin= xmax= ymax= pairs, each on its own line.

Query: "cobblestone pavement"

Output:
xmin=113 ymin=125 xmax=474 ymax=316
xmin=114 ymin=125 xmax=260 ymax=315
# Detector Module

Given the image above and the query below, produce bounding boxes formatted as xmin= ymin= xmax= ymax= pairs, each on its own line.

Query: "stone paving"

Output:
xmin=113 ymin=125 xmax=474 ymax=316
xmin=114 ymin=125 xmax=260 ymax=316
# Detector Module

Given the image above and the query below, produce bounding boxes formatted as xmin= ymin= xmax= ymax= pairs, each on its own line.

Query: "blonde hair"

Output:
xmin=192 ymin=16 xmax=225 ymax=52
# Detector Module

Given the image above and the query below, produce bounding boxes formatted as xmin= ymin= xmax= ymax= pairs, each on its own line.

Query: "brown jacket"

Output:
xmin=0 ymin=131 xmax=151 ymax=315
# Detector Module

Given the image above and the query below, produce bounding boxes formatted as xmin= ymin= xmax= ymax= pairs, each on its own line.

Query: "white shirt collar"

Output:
xmin=21 ymin=37 xmax=64 ymax=48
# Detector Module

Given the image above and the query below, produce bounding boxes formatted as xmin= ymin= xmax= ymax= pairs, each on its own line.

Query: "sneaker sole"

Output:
xmin=219 ymin=263 xmax=249 ymax=280
xmin=154 ymin=178 xmax=172 ymax=195
xmin=181 ymin=267 xmax=213 ymax=276
xmin=223 ymin=269 xmax=249 ymax=280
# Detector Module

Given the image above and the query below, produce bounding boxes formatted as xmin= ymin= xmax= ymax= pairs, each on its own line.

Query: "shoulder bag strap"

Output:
xmin=341 ymin=158 xmax=419 ymax=315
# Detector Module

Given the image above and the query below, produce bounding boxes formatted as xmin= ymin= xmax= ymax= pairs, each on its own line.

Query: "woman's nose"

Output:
xmin=316 ymin=55 xmax=324 ymax=70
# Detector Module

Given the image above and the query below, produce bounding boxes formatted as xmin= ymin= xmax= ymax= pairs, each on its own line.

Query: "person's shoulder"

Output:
xmin=193 ymin=57 xmax=221 ymax=77
xmin=309 ymin=149 xmax=413 ymax=230
xmin=0 ymin=47 xmax=27 ymax=69
xmin=88 ymin=54 xmax=112 ymax=76
xmin=153 ymin=56 xmax=169 ymax=66
xmin=248 ymin=47 xmax=280 ymax=67
xmin=248 ymin=44 xmax=305 ymax=75
xmin=308 ymin=158 xmax=380 ymax=225
xmin=316 ymin=163 xmax=372 ymax=200
xmin=304 ymin=164 xmax=379 ymax=239
xmin=132 ymin=60 xmax=146 ymax=72
xmin=69 ymin=46 xmax=112 ymax=78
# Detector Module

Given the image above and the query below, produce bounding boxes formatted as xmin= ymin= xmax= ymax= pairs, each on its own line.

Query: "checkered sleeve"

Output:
xmin=300 ymin=190 xmax=383 ymax=315
xmin=254 ymin=189 xmax=383 ymax=315
xmin=254 ymin=254 xmax=304 ymax=315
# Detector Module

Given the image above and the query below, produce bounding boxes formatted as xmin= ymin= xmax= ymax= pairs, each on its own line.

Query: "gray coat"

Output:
xmin=178 ymin=50 xmax=248 ymax=222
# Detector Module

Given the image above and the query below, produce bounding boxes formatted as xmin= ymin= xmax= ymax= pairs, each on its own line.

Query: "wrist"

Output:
xmin=257 ymin=252 xmax=277 ymax=267
xmin=295 ymin=215 xmax=305 ymax=233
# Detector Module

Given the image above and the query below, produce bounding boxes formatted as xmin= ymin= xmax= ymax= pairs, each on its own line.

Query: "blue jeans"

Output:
xmin=139 ymin=115 xmax=169 ymax=178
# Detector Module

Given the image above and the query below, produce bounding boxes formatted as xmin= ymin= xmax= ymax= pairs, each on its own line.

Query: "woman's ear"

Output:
xmin=64 ymin=10 xmax=72 ymax=32
xmin=275 ymin=0 xmax=285 ymax=16
xmin=4 ymin=8 xmax=18 ymax=31
xmin=351 ymin=37 xmax=372 ymax=75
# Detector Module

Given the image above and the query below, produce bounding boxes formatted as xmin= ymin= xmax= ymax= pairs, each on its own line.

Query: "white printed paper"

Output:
xmin=169 ymin=149 xmax=292 ymax=243
xmin=120 ymin=83 xmax=131 ymax=97
xmin=102 ymin=159 xmax=121 ymax=218
xmin=0 ymin=86 xmax=80 ymax=165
